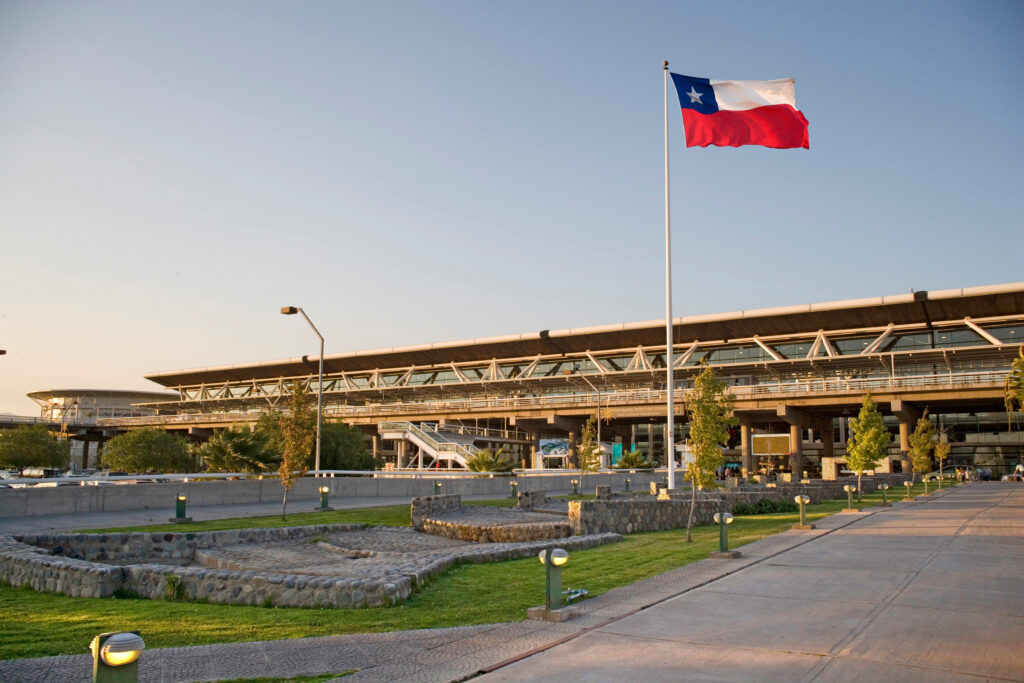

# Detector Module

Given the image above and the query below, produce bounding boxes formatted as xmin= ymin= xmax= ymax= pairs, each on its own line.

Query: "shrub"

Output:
xmin=733 ymin=498 xmax=799 ymax=515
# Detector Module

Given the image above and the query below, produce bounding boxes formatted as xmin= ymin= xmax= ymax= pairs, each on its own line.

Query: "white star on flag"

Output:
xmin=686 ymin=86 xmax=703 ymax=104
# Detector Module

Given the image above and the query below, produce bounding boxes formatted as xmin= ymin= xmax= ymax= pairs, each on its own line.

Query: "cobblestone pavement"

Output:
xmin=4 ymin=485 xmax=1013 ymax=682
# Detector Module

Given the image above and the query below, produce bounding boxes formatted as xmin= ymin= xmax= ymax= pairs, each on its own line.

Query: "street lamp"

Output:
xmin=281 ymin=306 xmax=324 ymax=476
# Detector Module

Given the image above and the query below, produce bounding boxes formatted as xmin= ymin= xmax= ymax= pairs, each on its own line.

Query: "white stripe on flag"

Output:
xmin=709 ymin=78 xmax=797 ymax=111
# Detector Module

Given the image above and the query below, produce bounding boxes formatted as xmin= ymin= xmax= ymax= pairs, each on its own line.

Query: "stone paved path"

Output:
xmin=3 ymin=483 xmax=1021 ymax=682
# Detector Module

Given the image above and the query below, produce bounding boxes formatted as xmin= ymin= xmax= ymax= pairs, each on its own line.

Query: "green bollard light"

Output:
xmin=539 ymin=548 xmax=569 ymax=610
xmin=793 ymin=494 xmax=814 ymax=529
xmin=90 ymin=631 xmax=145 ymax=683
xmin=923 ymin=478 xmax=930 ymax=496
xmin=170 ymin=494 xmax=191 ymax=523
xmin=713 ymin=510 xmax=735 ymax=552
xmin=624 ymin=477 xmax=630 ymax=493
xmin=880 ymin=483 xmax=890 ymax=506
xmin=904 ymin=480 xmax=913 ymax=501
xmin=510 ymin=480 xmax=518 ymax=499
xmin=318 ymin=485 xmax=330 ymax=511
xmin=843 ymin=484 xmax=857 ymax=510
xmin=571 ymin=479 xmax=579 ymax=495
xmin=434 ymin=481 xmax=442 ymax=494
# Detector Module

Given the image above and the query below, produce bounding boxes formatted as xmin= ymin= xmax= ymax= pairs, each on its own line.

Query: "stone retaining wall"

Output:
xmin=419 ymin=516 xmax=571 ymax=543
xmin=410 ymin=494 xmax=461 ymax=530
xmin=0 ymin=522 xmax=622 ymax=608
xmin=517 ymin=490 xmax=548 ymax=510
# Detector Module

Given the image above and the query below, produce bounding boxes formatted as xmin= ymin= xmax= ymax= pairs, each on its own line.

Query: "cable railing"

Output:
xmin=99 ymin=370 xmax=1006 ymax=428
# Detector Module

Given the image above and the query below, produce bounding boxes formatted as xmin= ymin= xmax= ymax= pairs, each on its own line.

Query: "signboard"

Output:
xmin=752 ymin=434 xmax=789 ymax=455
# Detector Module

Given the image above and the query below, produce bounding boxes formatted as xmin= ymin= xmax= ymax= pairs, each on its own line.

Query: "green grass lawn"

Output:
xmin=1 ymin=482 xmax=948 ymax=660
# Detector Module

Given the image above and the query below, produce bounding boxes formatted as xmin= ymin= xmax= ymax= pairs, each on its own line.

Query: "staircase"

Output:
xmin=378 ymin=421 xmax=484 ymax=468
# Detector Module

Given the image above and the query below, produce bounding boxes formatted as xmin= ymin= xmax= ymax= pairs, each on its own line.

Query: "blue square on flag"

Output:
xmin=670 ymin=74 xmax=718 ymax=114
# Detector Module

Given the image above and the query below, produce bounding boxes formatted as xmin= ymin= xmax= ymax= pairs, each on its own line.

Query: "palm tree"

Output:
xmin=198 ymin=426 xmax=278 ymax=473
xmin=465 ymin=448 xmax=514 ymax=472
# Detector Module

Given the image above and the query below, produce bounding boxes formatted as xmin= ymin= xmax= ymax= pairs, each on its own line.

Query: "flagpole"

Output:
xmin=663 ymin=60 xmax=676 ymax=491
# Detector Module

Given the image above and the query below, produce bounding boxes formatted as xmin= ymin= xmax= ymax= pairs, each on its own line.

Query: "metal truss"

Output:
xmin=142 ymin=315 xmax=1023 ymax=413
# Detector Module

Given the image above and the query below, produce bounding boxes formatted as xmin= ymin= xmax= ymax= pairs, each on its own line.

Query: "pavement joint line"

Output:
xmin=475 ymin=503 xmax=892 ymax=678
xmin=808 ymin=486 xmax=995 ymax=681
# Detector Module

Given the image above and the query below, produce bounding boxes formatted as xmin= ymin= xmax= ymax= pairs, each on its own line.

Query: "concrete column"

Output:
xmin=81 ymin=441 xmax=90 ymax=470
xmin=892 ymin=400 xmax=921 ymax=475
xmin=371 ymin=435 xmax=379 ymax=460
xmin=396 ymin=440 xmax=406 ymax=469
xmin=789 ymin=424 xmax=804 ymax=476
xmin=568 ymin=430 xmax=577 ymax=469
xmin=740 ymin=423 xmax=753 ymax=478
xmin=820 ymin=419 xmax=835 ymax=461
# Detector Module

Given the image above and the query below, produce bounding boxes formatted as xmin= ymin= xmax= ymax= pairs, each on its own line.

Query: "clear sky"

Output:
xmin=1 ymin=0 xmax=1021 ymax=415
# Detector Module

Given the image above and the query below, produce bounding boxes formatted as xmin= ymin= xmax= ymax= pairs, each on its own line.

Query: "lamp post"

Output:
xmin=90 ymin=631 xmax=145 ymax=682
xmin=281 ymin=306 xmax=324 ymax=476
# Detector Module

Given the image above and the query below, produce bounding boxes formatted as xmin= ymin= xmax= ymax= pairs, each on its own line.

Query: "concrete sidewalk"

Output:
xmin=2 ymin=483 xmax=1021 ymax=682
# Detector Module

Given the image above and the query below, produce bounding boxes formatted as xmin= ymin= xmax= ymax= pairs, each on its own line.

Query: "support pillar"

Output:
xmin=371 ymin=435 xmax=379 ymax=460
xmin=397 ymin=440 xmax=406 ymax=469
xmin=740 ymin=423 xmax=753 ymax=479
xmin=81 ymin=441 xmax=90 ymax=470
xmin=568 ymin=431 xmax=577 ymax=469
xmin=789 ymin=423 xmax=804 ymax=476
xmin=892 ymin=400 xmax=922 ymax=475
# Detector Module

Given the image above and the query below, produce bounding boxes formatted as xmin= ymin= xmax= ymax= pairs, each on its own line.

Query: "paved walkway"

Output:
xmin=2 ymin=483 xmax=1022 ymax=682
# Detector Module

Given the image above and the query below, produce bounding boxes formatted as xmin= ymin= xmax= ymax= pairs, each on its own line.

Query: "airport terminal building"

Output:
xmin=101 ymin=282 xmax=1024 ymax=478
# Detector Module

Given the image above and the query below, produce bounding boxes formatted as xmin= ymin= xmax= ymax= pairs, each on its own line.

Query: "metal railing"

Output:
xmin=98 ymin=370 xmax=1006 ymax=428
xmin=379 ymin=421 xmax=482 ymax=467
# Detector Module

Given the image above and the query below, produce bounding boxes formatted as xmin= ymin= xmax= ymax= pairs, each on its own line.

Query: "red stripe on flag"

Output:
xmin=681 ymin=104 xmax=809 ymax=149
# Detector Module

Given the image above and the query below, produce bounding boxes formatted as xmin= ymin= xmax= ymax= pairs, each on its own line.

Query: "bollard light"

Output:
xmin=170 ymin=494 xmax=191 ymax=523
xmin=880 ymin=483 xmax=890 ymax=506
xmin=794 ymin=494 xmax=811 ymax=527
xmin=434 ymin=481 xmax=442 ymax=494
xmin=318 ymin=485 xmax=330 ymax=511
xmin=713 ymin=511 xmax=735 ymax=552
xmin=843 ymin=484 xmax=857 ymax=509
xmin=510 ymin=480 xmax=518 ymax=499
xmin=90 ymin=631 xmax=144 ymax=682
xmin=624 ymin=477 xmax=630 ymax=493
xmin=923 ymin=478 xmax=930 ymax=496
xmin=539 ymin=548 xmax=569 ymax=610
xmin=904 ymin=480 xmax=913 ymax=501
xmin=571 ymin=479 xmax=579 ymax=495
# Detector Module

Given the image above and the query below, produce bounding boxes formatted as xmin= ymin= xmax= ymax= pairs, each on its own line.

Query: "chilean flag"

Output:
xmin=670 ymin=73 xmax=809 ymax=149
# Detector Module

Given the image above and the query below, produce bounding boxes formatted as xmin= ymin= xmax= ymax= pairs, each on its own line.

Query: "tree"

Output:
xmin=1006 ymin=344 xmax=1024 ymax=422
xmin=846 ymin=392 xmax=892 ymax=497
xmin=320 ymin=421 xmax=378 ymax=470
xmin=254 ymin=410 xmax=285 ymax=460
xmin=0 ymin=425 xmax=70 ymax=470
xmin=197 ymin=425 xmax=278 ymax=474
xmin=101 ymin=429 xmax=194 ymax=473
xmin=614 ymin=449 xmax=654 ymax=470
xmin=576 ymin=415 xmax=602 ymax=489
xmin=465 ymin=448 xmax=514 ymax=472
xmin=934 ymin=438 xmax=950 ymax=489
xmin=279 ymin=382 xmax=314 ymax=519
xmin=908 ymin=416 xmax=936 ymax=483
xmin=684 ymin=364 xmax=736 ymax=542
